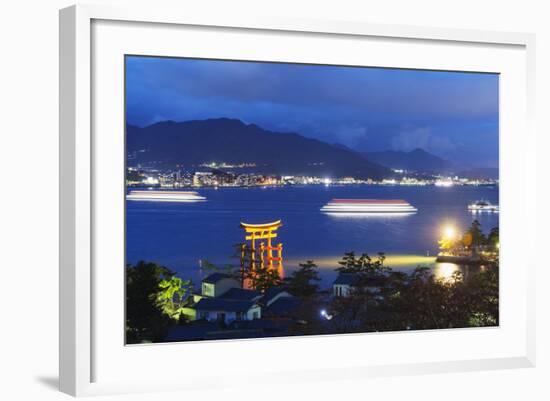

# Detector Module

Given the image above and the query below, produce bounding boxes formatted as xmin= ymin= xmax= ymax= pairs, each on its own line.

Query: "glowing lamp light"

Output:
xmin=320 ymin=309 xmax=333 ymax=320
xmin=443 ymin=225 xmax=456 ymax=240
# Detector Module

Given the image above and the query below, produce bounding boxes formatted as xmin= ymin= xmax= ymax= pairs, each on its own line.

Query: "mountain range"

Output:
xmin=362 ymin=149 xmax=453 ymax=173
xmin=127 ymin=118 xmax=391 ymax=179
xmin=455 ymin=167 xmax=499 ymax=180
xmin=127 ymin=118 xmax=473 ymax=178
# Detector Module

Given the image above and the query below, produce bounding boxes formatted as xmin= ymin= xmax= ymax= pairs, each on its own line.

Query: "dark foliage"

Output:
xmin=284 ymin=260 xmax=321 ymax=298
xmin=126 ymin=261 xmax=175 ymax=344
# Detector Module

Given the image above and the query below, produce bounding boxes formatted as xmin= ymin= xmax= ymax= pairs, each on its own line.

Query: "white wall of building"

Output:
xmin=202 ymin=278 xmax=240 ymax=297
xmin=197 ymin=306 xmax=260 ymax=323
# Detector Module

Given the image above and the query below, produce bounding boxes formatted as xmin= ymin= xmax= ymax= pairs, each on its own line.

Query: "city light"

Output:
xmin=143 ymin=176 xmax=159 ymax=185
xmin=320 ymin=309 xmax=333 ymax=320
xmin=434 ymin=179 xmax=454 ymax=187
xmin=128 ymin=167 xmax=498 ymax=189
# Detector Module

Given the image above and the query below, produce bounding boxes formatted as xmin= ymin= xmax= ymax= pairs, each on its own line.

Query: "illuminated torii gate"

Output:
xmin=239 ymin=220 xmax=284 ymax=277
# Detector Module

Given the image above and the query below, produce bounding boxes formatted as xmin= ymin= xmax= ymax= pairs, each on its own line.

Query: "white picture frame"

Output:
xmin=59 ymin=4 xmax=536 ymax=397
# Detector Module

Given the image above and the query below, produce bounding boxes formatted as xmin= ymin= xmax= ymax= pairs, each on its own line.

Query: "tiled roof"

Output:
xmin=194 ymin=297 xmax=257 ymax=312
xmin=202 ymin=272 xmax=237 ymax=284
xmin=219 ymin=287 xmax=262 ymax=301
xmin=260 ymin=287 xmax=292 ymax=304
xmin=333 ymin=273 xmax=361 ymax=286
xmin=264 ymin=297 xmax=302 ymax=317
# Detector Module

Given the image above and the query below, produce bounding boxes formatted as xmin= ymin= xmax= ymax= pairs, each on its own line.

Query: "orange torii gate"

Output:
xmin=239 ymin=220 xmax=284 ymax=276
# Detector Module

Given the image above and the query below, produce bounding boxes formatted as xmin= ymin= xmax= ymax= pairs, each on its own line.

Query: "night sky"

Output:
xmin=126 ymin=56 xmax=499 ymax=168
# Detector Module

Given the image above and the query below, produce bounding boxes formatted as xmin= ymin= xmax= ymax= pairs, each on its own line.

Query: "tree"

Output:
xmin=237 ymin=242 xmax=283 ymax=292
xmin=487 ymin=226 xmax=499 ymax=251
xmin=285 ymin=260 xmax=321 ymax=298
xmin=463 ymin=266 xmax=499 ymax=326
xmin=327 ymin=252 xmax=392 ymax=333
xmin=155 ymin=275 xmax=192 ymax=321
xmin=244 ymin=265 xmax=282 ymax=293
xmin=464 ymin=220 xmax=486 ymax=254
xmin=126 ymin=261 xmax=174 ymax=343
xmin=438 ymin=236 xmax=458 ymax=253
xmin=126 ymin=261 xmax=192 ymax=344
xmin=378 ymin=266 xmax=469 ymax=330
xmin=200 ymin=258 xmax=241 ymax=283
xmin=329 ymin=287 xmax=370 ymax=333
xmin=336 ymin=252 xmax=389 ymax=278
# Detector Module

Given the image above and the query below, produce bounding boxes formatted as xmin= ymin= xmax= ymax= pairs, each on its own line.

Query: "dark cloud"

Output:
xmin=126 ymin=56 xmax=499 ymax=167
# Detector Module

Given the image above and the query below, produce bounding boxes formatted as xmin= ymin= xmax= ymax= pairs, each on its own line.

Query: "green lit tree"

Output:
xmin=126 ymin=261 xmax=174 ymax=343
xmin=126 ymin=261 xmax=194 ymax=344
xmin=155 ymin=275 xmax=192 ymax=321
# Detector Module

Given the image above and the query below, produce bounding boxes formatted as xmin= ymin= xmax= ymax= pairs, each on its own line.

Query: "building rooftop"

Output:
xmin=260 ymin=287 xmax=292 ymax=304
xmin=264 ymin=297 xmax=302 ymax=317
xmin=164 ymin=321 xmax=219 ymax=342
xmin=219 ymin=287 xmax=262 ymax=301
xmin=202 ymin=272 xmax=237 ymax=284
xmin=333 ymin=273 xmax=361 ymax=286
xmin=194 ymin=297 xmax=257 ymax=313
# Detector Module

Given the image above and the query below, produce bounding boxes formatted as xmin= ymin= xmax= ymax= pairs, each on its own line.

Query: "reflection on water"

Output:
xmin=432 ymin=263 xmax=487 ymax=283
xmin=285 ymin=254 xmax=436 ymax=269
xmin=127 ymin=185 xmax=499 ymax=288
xmin=324 ymin=212 xmax=416 ymax=218
xmin=284 ymin=254 xmax=479 ymax=286
xmin=433 ymin=262 xmax=462 ymax=282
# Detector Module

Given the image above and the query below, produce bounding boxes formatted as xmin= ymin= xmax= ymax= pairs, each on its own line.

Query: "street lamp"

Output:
xmin=439 ymin=224 xmax=459 ymax=255
xmin=443 ymin=225 xmax=456 ymax=240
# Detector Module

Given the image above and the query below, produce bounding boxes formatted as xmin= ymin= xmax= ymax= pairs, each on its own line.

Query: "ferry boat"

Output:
xmin=126 ymin=190 xmax=206 ymax=202
xmin=467 ymin=200 xmax=499 ymax=212
xmin=320 ymin=199 xmax=417 ymax=214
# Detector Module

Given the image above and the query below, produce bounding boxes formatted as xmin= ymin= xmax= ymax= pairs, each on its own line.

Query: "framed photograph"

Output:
xmin=60 ymin=4 xmax=536 ymax=396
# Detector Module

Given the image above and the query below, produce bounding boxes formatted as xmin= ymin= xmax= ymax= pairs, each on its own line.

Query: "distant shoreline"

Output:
xmin=127 ymin=182 xmax=499 ymax=190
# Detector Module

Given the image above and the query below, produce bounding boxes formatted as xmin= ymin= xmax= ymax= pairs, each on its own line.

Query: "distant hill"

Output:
xmin=456 ymin=167 xmax=499 ymax=180
xmin=362 ymin=148 xmax=453 ymax=174
xmin=127 ymin=118 xmax=391 ymax=179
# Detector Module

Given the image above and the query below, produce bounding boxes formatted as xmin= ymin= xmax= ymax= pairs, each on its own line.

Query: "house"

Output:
xmin=332 ymin=273 xmax=384 ymax=298
xmin=187 ymin=274 xmax=263 ymax=324
xmin=260 ymin=287 xmax=302 ymax=318
xmin=218 ymin=287 xmax=262 ymax=302
xmin=263 ymin=297 xmax=302 ymax=318
xmin=260 ymin=287 xmax=294 ymax=307
xmin=200 ymin=273 xmax=240 ymax=298
xmin=332 ymin=273 xmax=360 ymax=297
xmin=189 ymin=273 xmax=305 ymax=324
xmin=194 ymin=298 xmax=261 ymax=324
xmin=173 ymin=273 xmax=309 ymax=339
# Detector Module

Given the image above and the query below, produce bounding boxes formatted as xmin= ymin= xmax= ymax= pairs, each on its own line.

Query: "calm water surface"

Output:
xmin=126 ymin=185 xmax=499 ymax=288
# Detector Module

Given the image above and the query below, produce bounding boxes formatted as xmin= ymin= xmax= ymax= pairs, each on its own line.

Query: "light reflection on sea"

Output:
xmin=284 ymin=254 xmax=466 ymax=286
xmin=126 ymin=185 xmax=498 ymax=288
